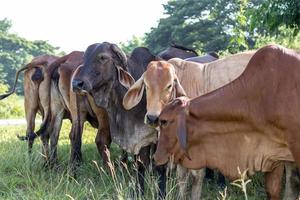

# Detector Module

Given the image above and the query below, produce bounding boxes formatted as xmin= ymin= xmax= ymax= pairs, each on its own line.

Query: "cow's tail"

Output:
xmin=0 ymin=65 xmax=31 ymax=100
xmin=17 ymin=114 xmax=50 ymax=142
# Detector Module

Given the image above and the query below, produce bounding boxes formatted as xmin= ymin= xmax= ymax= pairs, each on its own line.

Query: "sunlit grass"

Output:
xmin=0 ymin=121 xmax=269 ymax=200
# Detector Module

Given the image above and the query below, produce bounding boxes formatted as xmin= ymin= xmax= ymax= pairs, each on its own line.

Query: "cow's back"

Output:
xmin=203 ymin=51 xmax=255 ymax=93
xmin=168 ymin=51 xmax=255 ymax=100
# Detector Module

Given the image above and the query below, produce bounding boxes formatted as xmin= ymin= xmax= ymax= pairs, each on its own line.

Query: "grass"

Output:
xmin=0 ymin=95 xmax=25 ymax=119
xmin=0 ymin=120 xmax=272 ymax=200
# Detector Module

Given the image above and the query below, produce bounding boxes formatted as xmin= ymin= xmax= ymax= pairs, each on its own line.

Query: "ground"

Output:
xmin=0 ymin=121 xmax=271 ymax=200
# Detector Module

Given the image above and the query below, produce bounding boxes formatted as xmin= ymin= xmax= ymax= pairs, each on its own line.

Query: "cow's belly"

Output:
xmin=111 ymin=124 xmax=158 ymax=155
xmin=225 ymin=141 xmax=295 ymax=180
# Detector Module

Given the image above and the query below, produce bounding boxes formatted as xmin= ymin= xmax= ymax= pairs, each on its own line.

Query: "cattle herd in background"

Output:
xmin=1 ymin=43 xmax=300 ymax=200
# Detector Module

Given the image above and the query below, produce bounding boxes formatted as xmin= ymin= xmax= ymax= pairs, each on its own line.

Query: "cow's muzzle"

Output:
xmin=144 ymin=114 xmax=159 ymax=127
xmin=72 ymin=79 xmax=86 ymax=93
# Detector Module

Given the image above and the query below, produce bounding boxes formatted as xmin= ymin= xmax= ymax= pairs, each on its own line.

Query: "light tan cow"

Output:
xmin=0 ymin=55 xmax=59 ymax=152
xmin=123 ymin=51 xmax=254 ymax=199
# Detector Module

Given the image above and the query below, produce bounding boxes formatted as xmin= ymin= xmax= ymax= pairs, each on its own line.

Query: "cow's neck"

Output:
xmin=108 ymin=82 xmax=127 ymax=122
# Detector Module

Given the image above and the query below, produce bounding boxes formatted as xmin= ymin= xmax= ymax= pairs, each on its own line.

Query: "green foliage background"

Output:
xmin=121 ymin=0 xmax=300 ymax=55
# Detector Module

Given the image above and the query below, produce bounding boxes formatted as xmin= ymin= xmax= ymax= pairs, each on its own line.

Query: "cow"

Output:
xmin=71 ymin=42 xmax=167 ymax=198
xmin=122 ymin=51 xmax=254 ymax=199
xmin=23 ymin=51 xmax=112 ymax=169
xmin=0 ymin=55 xmax=59 ymax=153
xmin=153 ymin=44 xmax=300 ymax=200
xmin=158 ymin=43 xmax=198 ymax=60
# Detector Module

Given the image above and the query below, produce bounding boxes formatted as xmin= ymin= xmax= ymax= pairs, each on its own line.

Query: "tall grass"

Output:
xmin=0 ymin=121 xmax=269 ymax=200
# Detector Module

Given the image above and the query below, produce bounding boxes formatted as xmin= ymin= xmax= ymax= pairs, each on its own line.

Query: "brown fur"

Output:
xmin=123 ymin=51 xmax=254 ymax=199
xmin=0 ymin=55 xmax=59 ymax=152
xmin=37 ymin=51 xmax=111 ymax=167
xmin=154 ymin=45 xmax=300 ymax=200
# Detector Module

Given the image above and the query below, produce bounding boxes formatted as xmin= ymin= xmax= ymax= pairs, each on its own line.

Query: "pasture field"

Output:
xmin=0 ymin=120 xmax=272 ymax=200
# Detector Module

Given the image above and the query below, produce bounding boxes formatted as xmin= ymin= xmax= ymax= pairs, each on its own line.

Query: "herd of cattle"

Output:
xmin=1 ymin=43 xmax=300 ymax=200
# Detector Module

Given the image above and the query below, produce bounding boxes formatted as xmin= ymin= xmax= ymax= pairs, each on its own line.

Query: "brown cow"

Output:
xmin=32 ymin=51 xmax=111 ymax=167
xmin=154 ymin=45 xmax=300 ymax=200
xmin=0 ymin=55 xmax=59 ymax=153
xmin=123 ymin=51 xmax=254 ymax=199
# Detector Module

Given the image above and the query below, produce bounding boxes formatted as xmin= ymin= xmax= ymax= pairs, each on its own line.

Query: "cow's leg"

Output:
xmin=205 ymin=168 xmax=214 ymax=182
xmin=136 ymin=145 xmax=150 ymax=197
xmin=69 ymin=93 xmax=87 ymax=171
xmin=69 ymin=115 xmax=85 ymax=167
xmin=94 ymin=108 xmax=111 ymax=168
xmin=155 ymin=163 xmax=167 ymax=199
xmin=69 ymin=100 xmax=87 ymax=172
xmin=95 ymin=128 xmax=111 ymax=168
xmin=25 ymin=108 xmax=38 ymax=154
xmin=283 ymin=162 xmax=300 ymax=200
xmin=24 ymin=94 xmax=38 ymax=154
xmin=121 ymin=150 xmax=128 ymax=164
xmin=176 ymin=165 xmax=189 ymax=200
xmin=190 ymin=169 xmax=205 ymax=200
xmin=49 ymin=109 xmax=64 ymax=166
xmin=40 ymin=129 xmax=50 ymax=161
xmin=24 ymin=70 xmax=39 ymax=154
xmin=265 ymin=164 xmax=284 ymax=200
xmin=217 ymin=171 xmax=226 ymax=188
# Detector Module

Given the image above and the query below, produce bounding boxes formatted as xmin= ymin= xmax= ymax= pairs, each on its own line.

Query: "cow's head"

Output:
xmin=123 ymin=61 xmax=186 ymax=127
xmin=153 ymin=97 xmax=190 ymax=166
xmin=72 ymin=42 xmax=134 ymax=107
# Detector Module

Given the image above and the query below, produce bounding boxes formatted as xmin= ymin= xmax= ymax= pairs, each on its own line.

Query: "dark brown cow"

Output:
xmin=0 ymin=55 xmax=59 ymax=153
xmin=154 ymin=45 xmax=300 ymax=200
xmin=158 ymin=44 xmax=198 ymax=60
xmin=72 ymin=42 xmax=167 ymax=198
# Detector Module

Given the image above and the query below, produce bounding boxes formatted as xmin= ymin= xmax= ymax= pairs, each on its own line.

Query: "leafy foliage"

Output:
xmin=145 ymin=0 xmax=252 ymax=54
xmin=119 ymin=35 xmax=145 ymax=55
xmin=249 ymin=0 xmax=300 ymax=35
xmin=254 ymin=26 xmax=300 ymax=50
xmin=144 ymin=0 xmax=300 ymax=54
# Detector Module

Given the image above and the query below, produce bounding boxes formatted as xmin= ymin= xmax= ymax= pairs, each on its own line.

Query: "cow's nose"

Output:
xmin=72 ymin=79 xmax=84 ymax=91
xmin=145 ymin=114 xmax=159 ymax=126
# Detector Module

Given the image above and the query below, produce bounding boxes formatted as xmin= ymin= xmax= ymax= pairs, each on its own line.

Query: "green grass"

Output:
xmin=0 ymin=95 xmax=25 ymax=119
xmin=0 ymin=121 xmax=270 ymax=200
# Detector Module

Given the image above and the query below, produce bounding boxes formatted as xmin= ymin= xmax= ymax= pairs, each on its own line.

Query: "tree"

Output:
xmin=144 ymin=0 xmax=300 ymax=54
xmin=145 ymin=0 xmax=250 ymax=54
xmin=249 ymin=0 xmax=300 ymax=36
xmin=119 ymin=35 xmax=145 ymax=55
xmin=0 ymin=18 xmax=61 ymax=94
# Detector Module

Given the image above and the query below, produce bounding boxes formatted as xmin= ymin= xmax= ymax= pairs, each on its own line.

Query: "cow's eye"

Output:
xmin=166 ymin=84 xmax=172 ymax=90
xmin=97 ymin=55 xmax=107 ymax=63
xmin=159 ymin=119 xmax=168 ymax=128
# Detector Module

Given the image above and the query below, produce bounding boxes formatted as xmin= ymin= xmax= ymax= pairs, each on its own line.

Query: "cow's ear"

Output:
xmin=116 ymin=66 xmax=135 ymax=90
xmin=177 ymin=108 xmax=191 ymax=160
xmin=123 ymin=74 xmax=145 ymax=110
xmin=174 ymin=75 xmax=186 ymax=97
